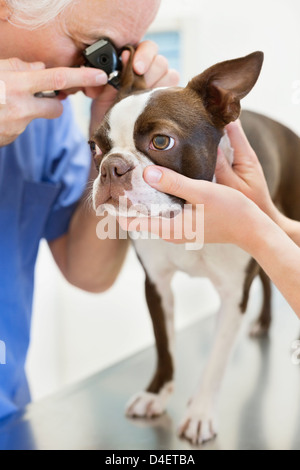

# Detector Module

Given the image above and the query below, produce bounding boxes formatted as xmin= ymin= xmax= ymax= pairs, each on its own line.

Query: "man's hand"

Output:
xmin=90 ymin=40 xmax=180 ymax=134
xmin=132 ymin=40 xmax=180 ymax=88
xmin=0 ymin=58 xmax=107 ymax=147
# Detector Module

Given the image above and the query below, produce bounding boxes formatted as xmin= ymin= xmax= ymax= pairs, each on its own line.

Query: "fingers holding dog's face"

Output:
xmin=144 ymin=55 xmax=180 ymax=89
xmin=133 ymin=40 xmax=180 ymax=89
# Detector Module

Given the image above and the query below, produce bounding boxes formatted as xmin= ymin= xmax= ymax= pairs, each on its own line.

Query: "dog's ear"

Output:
xmin=187 ymin=51 xmax=264 ymax=127
xmin=118 ymin=45 xmax=147 ymax=99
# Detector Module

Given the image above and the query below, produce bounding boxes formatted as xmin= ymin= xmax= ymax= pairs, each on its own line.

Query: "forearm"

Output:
xmin=239 ymin=209 xmax=300 ymax=317
xmin=65 ymin=202 xmax=129 ymax=293
xmin=271 ymin=209 xmax=300 ymax=247
xmin=54 ymin=162 xmax=128 ymax=292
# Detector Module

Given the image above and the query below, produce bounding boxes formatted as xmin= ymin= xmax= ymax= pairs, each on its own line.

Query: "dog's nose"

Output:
xmin=101 ymin=156 xmax=133 ymax=183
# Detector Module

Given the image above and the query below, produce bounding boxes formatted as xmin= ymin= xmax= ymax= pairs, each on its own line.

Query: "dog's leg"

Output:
xmin=126 ymin=273 xmax=175 ymax=418
xmin=239 ymin=259 xmax=272 ymax=337
xmin=250 ymin=268 xmax=272 ymax=337
xmin=179 ymin=290 xmax=243 ymax=445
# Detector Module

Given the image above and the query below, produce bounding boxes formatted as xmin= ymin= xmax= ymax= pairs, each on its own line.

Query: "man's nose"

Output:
xmin=101 ymin=156 xmax=134 ymax=184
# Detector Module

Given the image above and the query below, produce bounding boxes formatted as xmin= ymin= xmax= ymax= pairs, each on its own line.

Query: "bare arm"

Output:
xmin=216 ymin=120 xmax=300 ymax=247
xmin=49 ymin=204 xmax=129 ymax=293
xmin=271 ymin=211 xmax=300 ymax=247
xmin=239 ymin=204 xmax=300 ymax=316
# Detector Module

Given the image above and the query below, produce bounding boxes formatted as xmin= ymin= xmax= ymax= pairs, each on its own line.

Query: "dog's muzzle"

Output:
xmin=101 ymin=155 xmax=134 ymax=184
xmin=93 ymin=153 xmax=136 ymax=209
xmin=93 ymin=152 xmax=184 ymax=218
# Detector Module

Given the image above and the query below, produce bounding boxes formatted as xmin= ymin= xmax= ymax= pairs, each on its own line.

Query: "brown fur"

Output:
xmin=118 ymin=45 xmax=147 ymax=99
xmin=240 ymin=260 xmax=272 ymax=332
xmin=188 ymin=52 xmax=264 ymax=127
xmin=144 ymin=274 xmax=174 ymax=394
xmin=256 ymin=269 xmax=272 ymax=333
xmin=134 ymin=88 xmax=222 ymax=182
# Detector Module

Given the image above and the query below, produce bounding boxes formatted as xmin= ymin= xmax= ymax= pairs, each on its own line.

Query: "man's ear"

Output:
xmin=0 ymin=0 xmax=11 ymax=21
xmin=118 ymin=45 xmax=147 ymax=99
xmin=187 ymin=51 xmax=264 ymax=127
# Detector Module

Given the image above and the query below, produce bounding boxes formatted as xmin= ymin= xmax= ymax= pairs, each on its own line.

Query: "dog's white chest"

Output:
xmin=134 ymin=238 xmax=251 ymax=290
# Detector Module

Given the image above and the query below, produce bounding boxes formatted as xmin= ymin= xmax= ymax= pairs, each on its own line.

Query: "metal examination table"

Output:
xmin=0 ymin=294 xmax=300 ymax=450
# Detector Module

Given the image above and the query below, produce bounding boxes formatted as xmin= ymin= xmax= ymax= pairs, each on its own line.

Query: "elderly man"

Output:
xmin=0 ymin=0 xmax=179 ymax=420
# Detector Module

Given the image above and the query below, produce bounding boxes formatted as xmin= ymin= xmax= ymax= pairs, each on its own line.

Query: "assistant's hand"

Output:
xmin=216 ymin=120 xmax=300 ymax=245
xmin=216 ymin=120 xmax=277 ymax=220
xmin=0 ymin=58 xmax=107 ymax=147
xmin=118 ymin=165 xmax=261 ymax=247
xmin=90 ymin=40 xmax=180 ymax=134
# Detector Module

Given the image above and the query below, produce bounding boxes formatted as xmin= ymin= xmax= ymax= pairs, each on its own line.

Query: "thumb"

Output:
xmin=144 ymin=166 xmax=190 ymax=200
xmin=225 ymin=120 xmax=256 ymax=163
xmin=215 ymin=147 xmax=238 ymax=185
xmin=143 ymin=165 xmax=208 ymax=205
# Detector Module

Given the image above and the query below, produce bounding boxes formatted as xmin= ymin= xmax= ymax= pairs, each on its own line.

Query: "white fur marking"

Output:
xmin=108 ymin=91 xmax=155 ymax=149
xmin=213 ymin=131 xmax=235 ymax=183
xmin=219 ymin=130 xmax=234 ymax=165
xmin=126 ymin=382 xmax=174 ymax=418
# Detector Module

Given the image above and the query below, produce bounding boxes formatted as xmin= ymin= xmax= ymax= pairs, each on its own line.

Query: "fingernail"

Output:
xmin=95 ymin=72 xmax=108 ymax=85
xmin=145 ymin=167 xmax=162 ymax=184
xmin=134 ymin=61 xmax=145 ymax=75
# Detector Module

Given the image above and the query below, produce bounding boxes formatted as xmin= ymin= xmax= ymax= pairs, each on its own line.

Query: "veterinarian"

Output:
xmin=128 ymin=120 xmax=300 ymax=316
xmin=0 ymin=0 xmax=179 ymax=420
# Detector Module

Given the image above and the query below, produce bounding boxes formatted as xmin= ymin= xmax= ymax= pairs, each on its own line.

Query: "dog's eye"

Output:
xmin=89 ymin=140 xmax=103 ymax=172
xmin=88 ymin=140 xmax=102 ymax=159
xmin=151 ymin=135 xmax=175 ymax=151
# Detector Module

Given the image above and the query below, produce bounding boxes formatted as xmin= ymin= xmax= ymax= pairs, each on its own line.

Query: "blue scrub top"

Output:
xmin=0 ymin=99 xmax=91 ymax=421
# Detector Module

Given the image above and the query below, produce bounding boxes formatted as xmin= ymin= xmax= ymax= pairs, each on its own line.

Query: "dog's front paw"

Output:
xmin=126 ymin=382 xmax=174 ymax=419
xmin=178 ymin=408 xmax=217 ymax=445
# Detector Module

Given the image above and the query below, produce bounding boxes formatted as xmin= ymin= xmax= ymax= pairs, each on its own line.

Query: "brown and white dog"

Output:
xmin=90 ymin=50 xmax=300 ymax=444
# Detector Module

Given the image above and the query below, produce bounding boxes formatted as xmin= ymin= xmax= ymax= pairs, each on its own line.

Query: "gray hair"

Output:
xmin=6 ymin=0 xmax=75 ymax=29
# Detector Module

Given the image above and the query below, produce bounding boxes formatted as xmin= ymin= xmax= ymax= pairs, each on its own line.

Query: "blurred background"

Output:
xmin=26 ymin=0 xmax=300 ymax=401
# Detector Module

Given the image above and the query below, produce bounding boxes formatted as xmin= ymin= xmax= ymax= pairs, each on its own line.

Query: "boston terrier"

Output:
xmin=90 ymin=50 xmax=300 ymax=444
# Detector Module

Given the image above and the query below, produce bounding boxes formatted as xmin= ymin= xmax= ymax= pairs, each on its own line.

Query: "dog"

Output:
xmin=90 ymin=49 xmax=300 ymax=445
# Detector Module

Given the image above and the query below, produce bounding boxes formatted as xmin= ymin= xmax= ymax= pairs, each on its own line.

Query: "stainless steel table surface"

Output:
xmin=0 ymin=303 xmax=299 ymax=450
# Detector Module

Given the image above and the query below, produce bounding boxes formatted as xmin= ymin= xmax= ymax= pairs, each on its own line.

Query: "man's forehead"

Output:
xmin=65 ymin=0 xmax=160 ymax=49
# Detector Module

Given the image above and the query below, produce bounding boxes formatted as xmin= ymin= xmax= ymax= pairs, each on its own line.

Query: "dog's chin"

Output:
xmin=95 ymin=198 xmax=183 ymax=219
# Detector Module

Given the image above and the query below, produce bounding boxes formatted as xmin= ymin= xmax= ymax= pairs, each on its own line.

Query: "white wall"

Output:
xmin=26 ymin=0 xmax=300 ymax=401
xmin=154 ymin=0 xmax=300 ymax=134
